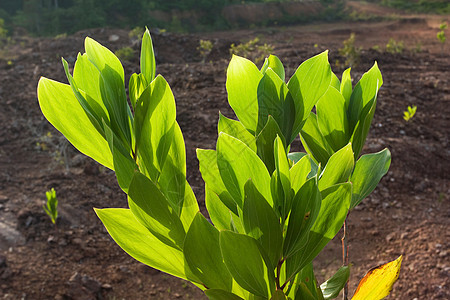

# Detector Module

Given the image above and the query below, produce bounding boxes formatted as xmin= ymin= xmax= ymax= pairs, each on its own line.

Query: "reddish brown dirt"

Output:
xmin=0 ymin=10 xmax=449 ymax=300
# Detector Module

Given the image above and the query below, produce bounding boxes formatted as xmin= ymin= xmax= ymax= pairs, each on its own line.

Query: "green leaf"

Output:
xmin=289 ymin=155 xmax=311 ymax=194
xmin=134 ymin=75 xmax=176 ymax=180
xmin=330 ymin=72 xmax=340 ymax=90
xmin=226 ymin=55 xmax=263 ymax=133
xmin=287 ymin=152 xmax=308 ymax=165
xmin=205 ymin=289 xmax=245 ymax=300
xmin=37 ymin=78 xmax=113 ymax=169
xmin=283 ymin=177 xmax=321 ymax=258
xmin=95 ymin=208 xmax=191 ymax=281
xmin=128 ymin=172 xmax=186 ymax=249
xmin=350 ymin=97 xmax=377 ymax=159
xmin=256 ymin=116 xmax=285 ymax=174
xmin=103 ymin=121 xmax=137 ymax=193
xmin=288 ymin=51 xmax=332 ymax=143
xmin=286 ymin=183 xmax=351 ymax=279
xmin=141 ymin=28 xmax=156 ymax=84
xmin=218 ymin=113 xmax=256 ymax=152
xmin=271 ymin=290 xmax=287 ymax=300
xmin=350 ymin=148 xmax=391 ymax=209
xmin=300 ymin=112 xmax=333 ymax=167
xmin=316 ymin=87 xmax=350 ymax=152
xmin=158 ymin=122 xmax=199 ymax=229
xmin=205 ymin=186 xmax=243 ymax=232
xmin=256 ymin=68 xmax=295 ymax=141
xmin=243 ymin=180 xmax=283 ymax=268
xmin=347 ymin=62 xmax=382 ymax=132
xmin=85 ymin=37 xmax=132 ymax=147
xmin=184 ymin=213 xmax=232 ymax=291
xmin=295 ymin=283 xmax=316 ymax=300
xmin=129 ymin=73 xmax=147 ymax=111
xmin=197 ymin=149 xmax=238 ymax=215
xmin=320 ymin=266 xmax=350 ymax=299
xmin=297 ymin=263 xmax=322 ymax=300
xmin=340 ymin=68 xmax=352 ymax=108
xmin=217 ymin=133 xmax=272 ymax=208
xmin=261 ymin=55 xmax=285 ymax=82
xmin=318 ymin=143 xmax=354 ymax=191
xmin=220 ymin=231 xmax=275 ymax=298
xmin=274 ymin=136 xmax=292 ymax=217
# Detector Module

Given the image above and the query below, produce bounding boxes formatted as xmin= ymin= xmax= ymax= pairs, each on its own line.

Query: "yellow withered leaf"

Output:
xmin=352 ymin=255 xmax=402 ymax=300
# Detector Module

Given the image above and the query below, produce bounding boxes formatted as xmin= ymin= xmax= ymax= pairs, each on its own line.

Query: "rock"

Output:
xmin=66 ymin=272 xmax=102 ymax=300
xmin=108 ymin=34 xmax=120 ymax=42
xmin=0 ymin=195 xmax=9 ymax=203
xmin=386 ymin=232 xmax=396 ymax=242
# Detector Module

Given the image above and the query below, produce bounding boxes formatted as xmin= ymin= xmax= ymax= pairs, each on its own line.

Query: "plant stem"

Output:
xmin=342 ymin=219 xmax=349 ymax=300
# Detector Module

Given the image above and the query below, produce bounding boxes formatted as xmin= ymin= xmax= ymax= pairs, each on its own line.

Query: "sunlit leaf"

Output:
xmin=320 ymin=266 xmax=350 ymax=299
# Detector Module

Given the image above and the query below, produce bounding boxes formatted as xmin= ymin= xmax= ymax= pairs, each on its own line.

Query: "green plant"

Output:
xmin=437 ymin=21 xmax=447 ymax=53
xmin=0 ymin=18 xmax=7 ymax=39
xmin=37 ymin=29 xmax=401 ymax=299
xmin=43 ymin=188 xmax=58 ymax=225
xmin=339 ymin=33 xmax=361 ymax=68
xmin=129 ymin=26 xmax=145 ymax=40
xmin=115 ymin=46 xmax=135 ymax=62
xmin=197 ymin=39 xmax=213 ymax=64
xmin=386 ymin=38 xmax=404 ymax=54
xmin=403 ymin=105 xmax=417 ymax=121
xmin=230 ymin=37 xmax=274 ymax=64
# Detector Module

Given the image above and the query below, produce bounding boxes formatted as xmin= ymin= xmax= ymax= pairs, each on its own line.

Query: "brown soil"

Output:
xmin=0 ymin=7 xmax=449 ymax=300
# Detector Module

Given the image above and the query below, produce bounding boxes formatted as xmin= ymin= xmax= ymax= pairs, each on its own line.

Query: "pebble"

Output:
xmin=0 ymin=195 xmax=9 ymax=203
xmin=386 ymin=232 xmax=396 ymax=242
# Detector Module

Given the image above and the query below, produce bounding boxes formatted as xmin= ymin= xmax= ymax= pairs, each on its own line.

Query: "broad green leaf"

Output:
xmin=159 ymin=122 xmax=199 ymax=229
xmin=320 ymin=266 xmax=350 ymax=299
xmin=352 ymin=256 xmax=402 ymax=300
xmin=287 ymin=152 xmax=308 ymax=164
xmin=350 ymin=97 xmax=377 ymax=159
xmin=85 ymin=37 xmax=131 ymax=147
xmin=141 ymin=28 xmax=156 ymax=84
xmin=184 ymin=213 xmax=232 ymax=291
xmin=286 ymin=183 xmax=351 ymax=279
xmin=103 ymin=121 xmax=137 ymax=193
xmin=330 ymin=72 xmax=340 ymax=90
xmin=134 ymin=75 xmax=176 ymax=180
xmin=220 ymin=231 xmax=275 ymax=298
xmin=350 ymin=148 xmax=391 ymax=209
xmin=295 ymin=283 xmax=316 ymax=300
xmin=284 ymin=178 xmax=321 ymax=258
xmin=297 ymin=263 xmax=322 ymax=300
xmin=206 ymin=289 xmax=245 ymax=300
xmin=274 ymin=136 xmax=292 ymax=217
xmin=340 ymin=68 xmax=352 ymax=107
xmin=37 ymin=78 xmax=113 ymax=169
xmin=197 ymin=149 xmax=237 ymax=214
xmin=348 ymin=62 xmax=382 ymax=132
xmin=316 ymin=87 xmax=350 ymax=152
xmin=129 ymin=73 xmax=147 ymax=111
xmin=256 ymin=68 xmax=295 ymax=141
xmin=318 ymin=143 xmax=354 ymax=191
xmin=261 ymin=55 xmax=285 ymax=82
xmin=289 ymin=155 xmax=311 ymax=194
xmin=95 ymin=208 xmax=191 ymax=281
xmin=271 ymin=290 xmax=287 ymax=300
xmin=226 ymin=55 xmax=263 ymax=133
xmin=218 ymin=113 xmax=256 ymax=152
xmin=127 ymin=172 xmax=186 ymax=249
xmin=217 ymin=133 xmax=272 ymax=208
xmin=205 ymin=186 xmax=243 ymax=232
xmin=288 ymin=51 xmax=332 ymax=143
xmin=256 ymin=116 xmax=285 ymax=174
xmin=300 ymin=112 xmax=333 ymax=167
xmin=73 ymin=53 xmax=109 ymax=120
xmin=243 ymin=180 xmax=283 ymax=269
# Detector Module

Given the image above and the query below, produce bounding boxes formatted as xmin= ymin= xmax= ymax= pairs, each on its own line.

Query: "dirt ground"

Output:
xmin=0 ymin=3 xmax=449 ymax=300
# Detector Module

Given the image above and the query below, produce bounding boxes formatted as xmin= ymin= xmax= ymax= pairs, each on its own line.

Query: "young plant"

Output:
xmin=37 ymin=29 xmax=401 ymax=299
xmin=386 ymin=38 xmax=404 ymax=54
xmin=197 ymin=39 xmax=213 ymax=64
xmin=43 ymin=188 xmax=58 ymax=225
xmin=403 ymin=105 xmax=417 ymax=121
xmin=339 ymin=33 xmax=361 ymax=68
xmin=437 ymin=22 xmax=447 ymax=54
xmin=230 ymin=37 xmax=274 ymax=64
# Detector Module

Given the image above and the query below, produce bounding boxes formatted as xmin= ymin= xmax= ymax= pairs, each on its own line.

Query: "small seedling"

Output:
xmin=230 ymin=37 xmax=273 ymax=64
xmin=437 ymin=22 xmax=447 ymax=54
xmin=403 ymin=105 xmax=417 ymax=121
xmin=339 ymin=33 xmax=361 ymax=67
xmin=43 ymin=188 xmax=58 ymax=225
xmin=197 ymin=39 xmax=213 ymax=64
xmin=386 ymin=38 xmax=404 ymax=54
xmin=115 ymin=47 xmax=135 ymax=62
